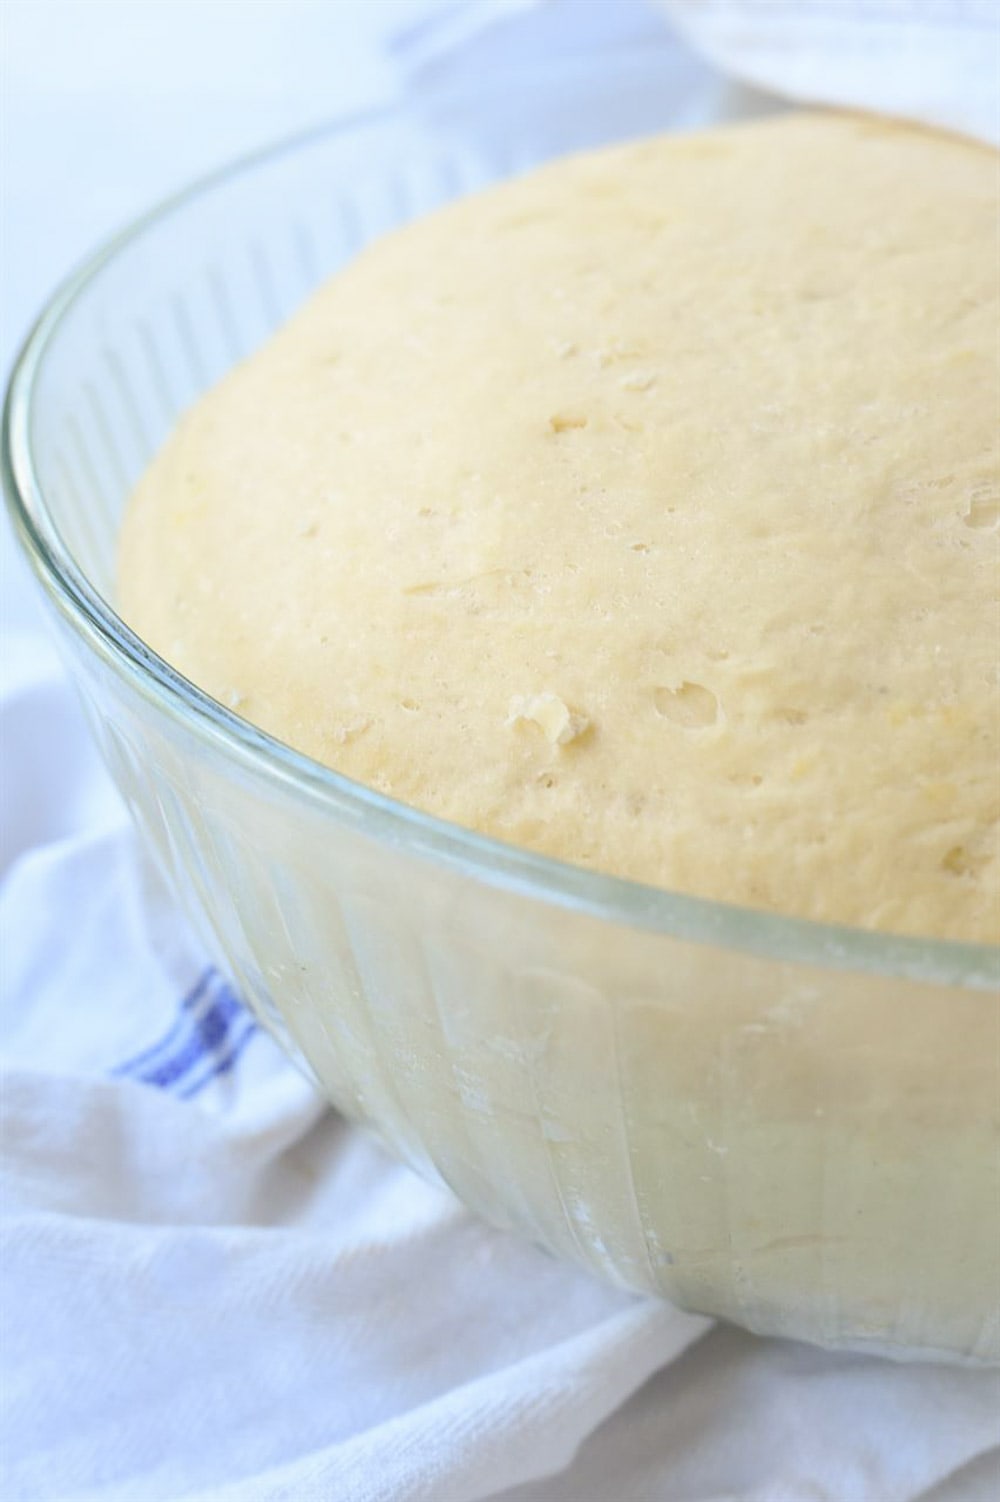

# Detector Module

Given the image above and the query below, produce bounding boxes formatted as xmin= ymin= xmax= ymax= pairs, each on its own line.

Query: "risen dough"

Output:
xmin=120 ymin=113 xmax=1000 ymax=943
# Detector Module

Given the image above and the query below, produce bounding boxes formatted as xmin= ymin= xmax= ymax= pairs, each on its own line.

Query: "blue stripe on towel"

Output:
xmin=113 ymin=968 xmax=259 ymax=1095
xmin=111 ymin=970 xmax=216 ymax=1076
xmin=177 ymin=1018 xmax=259 ymax=1099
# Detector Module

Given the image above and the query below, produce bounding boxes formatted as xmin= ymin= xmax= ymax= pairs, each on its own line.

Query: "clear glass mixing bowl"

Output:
xmin=4 ymin=49 xmax=998 ymax=1364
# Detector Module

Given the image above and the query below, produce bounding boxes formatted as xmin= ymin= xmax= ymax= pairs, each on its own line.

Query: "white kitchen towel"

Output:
xmin=658 ymin=0 xmax=1000 ymax=144
xmin=2 ymin=3 xmax=1000 ymax=1501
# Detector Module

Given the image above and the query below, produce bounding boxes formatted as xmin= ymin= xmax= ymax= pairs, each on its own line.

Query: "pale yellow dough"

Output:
xmin=120 ymin=113 xmax=1000 ymax=944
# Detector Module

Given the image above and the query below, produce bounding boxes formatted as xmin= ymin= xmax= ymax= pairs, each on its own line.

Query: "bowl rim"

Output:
xmin=3 ymin=51 xmax=997 ymax=990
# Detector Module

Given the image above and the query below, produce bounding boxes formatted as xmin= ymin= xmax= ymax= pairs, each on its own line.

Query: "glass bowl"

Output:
xmin=4 ymin=48 xmax=998 ymax=1365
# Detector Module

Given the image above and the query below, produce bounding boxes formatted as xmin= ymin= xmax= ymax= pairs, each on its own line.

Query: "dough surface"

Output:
xmin=119 ymin=112 xmax=1000 ymax=943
